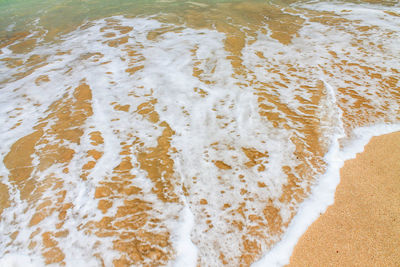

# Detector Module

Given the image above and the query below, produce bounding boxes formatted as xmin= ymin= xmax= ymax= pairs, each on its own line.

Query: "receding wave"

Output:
xmin=0 ymin=1 xmax=399 ymax=266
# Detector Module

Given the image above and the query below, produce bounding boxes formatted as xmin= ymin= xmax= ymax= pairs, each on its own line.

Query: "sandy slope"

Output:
xmin=288 ymin=131 xmax=400 ymax=266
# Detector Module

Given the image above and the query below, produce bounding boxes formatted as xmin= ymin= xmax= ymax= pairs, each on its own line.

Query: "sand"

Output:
xmin=288 ymin=131 xmax=400 ymax=267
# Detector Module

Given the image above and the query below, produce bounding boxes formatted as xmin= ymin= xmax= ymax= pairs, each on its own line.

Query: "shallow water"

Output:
xmin=0 ymin=0 xmax=399 ymax=266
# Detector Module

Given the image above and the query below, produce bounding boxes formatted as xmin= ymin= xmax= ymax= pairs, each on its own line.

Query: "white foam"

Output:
xmin=0 ymin=1 xmax=399 ymax=265
xmin=170 ymin=203 xmax=198 ymax=267
xmin=0 ymin=253 xmax=43 ymax=267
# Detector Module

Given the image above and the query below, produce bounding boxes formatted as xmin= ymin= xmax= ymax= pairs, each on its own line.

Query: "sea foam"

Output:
xmin=0 ymin=1 xmax=399 ymax=266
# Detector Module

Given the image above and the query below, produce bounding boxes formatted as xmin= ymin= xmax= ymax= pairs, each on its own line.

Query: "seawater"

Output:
xmin=0 ymin=0 xmax=399 ymax=266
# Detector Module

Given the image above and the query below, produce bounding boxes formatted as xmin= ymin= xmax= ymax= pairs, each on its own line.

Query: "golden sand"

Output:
xmin=288 ymin=131 xmax=400 ymax=267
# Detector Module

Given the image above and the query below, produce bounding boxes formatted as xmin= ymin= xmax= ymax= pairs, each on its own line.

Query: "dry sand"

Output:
xmin=288 ymin=131 xmax=400 ymax=267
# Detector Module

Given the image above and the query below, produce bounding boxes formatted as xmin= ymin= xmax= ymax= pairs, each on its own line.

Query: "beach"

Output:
xmin=1 ymin=0 xmax=399 ymax=265
xmin=288 ymin=131 xmax=400 ymax=266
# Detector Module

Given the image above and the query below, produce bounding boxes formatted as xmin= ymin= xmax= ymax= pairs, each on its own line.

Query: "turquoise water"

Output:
xmin=0 ymin=0 xmax=241 ymax=37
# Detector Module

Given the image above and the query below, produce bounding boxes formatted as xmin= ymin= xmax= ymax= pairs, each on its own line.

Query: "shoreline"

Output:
xmin=287 ymin=131 xmax=400 ymax=266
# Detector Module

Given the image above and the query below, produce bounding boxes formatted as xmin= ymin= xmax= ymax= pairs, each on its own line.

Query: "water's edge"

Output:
xmin=253 ymin=124 xmax=400 ymax=267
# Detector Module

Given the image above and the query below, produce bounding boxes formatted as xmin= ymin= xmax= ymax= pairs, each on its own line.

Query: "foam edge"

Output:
xmin=251 ymin=123 xmax=400 ymax=267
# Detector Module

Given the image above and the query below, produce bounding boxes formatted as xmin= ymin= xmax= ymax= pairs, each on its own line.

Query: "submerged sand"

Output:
xmin=288 ymin=131 xmax=400 ymax=266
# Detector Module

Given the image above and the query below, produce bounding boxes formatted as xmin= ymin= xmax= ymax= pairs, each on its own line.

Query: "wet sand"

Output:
xmin=288 ymin=131 xmax=400 ymax=267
